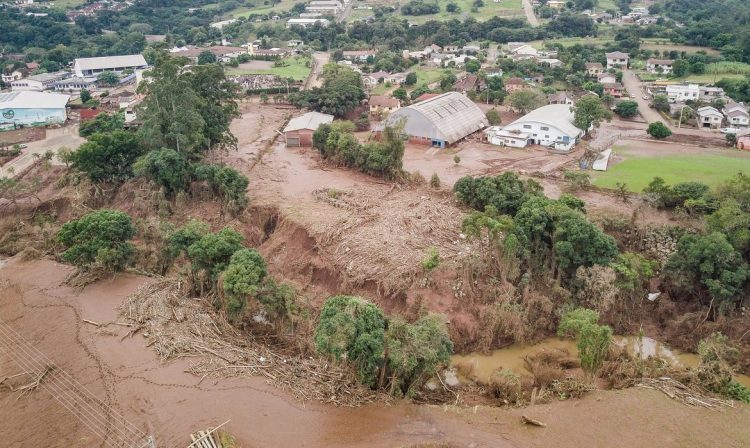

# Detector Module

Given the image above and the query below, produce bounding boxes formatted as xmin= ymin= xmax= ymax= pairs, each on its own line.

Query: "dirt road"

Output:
xmin=522 ymin=0 xmax=539 ymax=27
xmin=2 ymin=258 xmax=750 ymax=448
xmin=622 ymin=70 xmax=663 ymax=124
xmin=0 ymin=125 xmax=85 ymax=178
xmin=305 ymin=52 xmax=330 ymax=90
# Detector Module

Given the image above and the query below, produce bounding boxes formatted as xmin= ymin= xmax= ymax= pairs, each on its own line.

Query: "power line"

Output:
xmin=0 ymin=319 xmax=155 ymax=448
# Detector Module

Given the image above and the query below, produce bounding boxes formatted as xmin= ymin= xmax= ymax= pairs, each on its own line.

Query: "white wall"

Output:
xmin=502 ymin=120 xmax=574 ymax=147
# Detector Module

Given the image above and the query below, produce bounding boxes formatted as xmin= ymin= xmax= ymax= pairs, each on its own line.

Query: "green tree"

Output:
xmin=78 ymin=112 xmax=125 ymax=137
xmin=133 ymin=148 xmax=192 ymax=195
xmin=392 ymin=87 xmax=408 ymax=102
xmin=652 ymin=94 xmax=670 ymax=112
xmin=97 ymin=71 xmax=120 ymax=86
xmin=57 ymin=210 xmax=136 ymax=272
xmin=167 ymin=220 xmax=209 ymax=259
xmin=573 ymin=95 xmax=612 ymax=130
xmin=315 ymin=295 xmax=387 ymax=388
xmin=288 ymin=65 xmax=366 ymax=117
xmin=69 ymin=131 xmax=144 ymax=183
xmin=404 ymin=72 xmax=418 ymax=86
xmin=197 ymin=50 xmax=218 ymax=65
xmin=505 ymin=89 xmax=546 ymax=114
xmin=192 ymin=163 xmax=249 ymax=214
xmin=553 ymin=211 xmax=618 ymax=277
xmin=614 ymin=100 xmax=638 ymax=118
xmin=187 ymin=227 xmax=245 ymax=280
xmin=465 ymin=59 xmax=481 ymax=73
xmin=222 ymin=248 xmax=268 ymax=318
xmin=666 ymin=232 xmax=749 ymax=306
xmin=485 ymin=108 xmax=501 ymax=125
xmin=384 ymin=315 xmax=452 ymax=395
xmin=439 ymin=71 xmax=457 ymax=91
xmin=557 ymin=307 xmax=600 ymax=338
xmin=647 ymin=121 xmax=672 ymax=139
xmin=80 ymin=89 xmax=92 ymax=103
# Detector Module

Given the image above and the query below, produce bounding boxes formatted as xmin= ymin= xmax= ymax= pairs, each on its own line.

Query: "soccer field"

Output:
xmin=592 ymin=146 xmax=750 ymax=192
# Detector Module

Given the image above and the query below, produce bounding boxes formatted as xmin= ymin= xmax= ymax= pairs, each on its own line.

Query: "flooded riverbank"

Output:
xmin=452 ymin=335 xmax=750 ymax=388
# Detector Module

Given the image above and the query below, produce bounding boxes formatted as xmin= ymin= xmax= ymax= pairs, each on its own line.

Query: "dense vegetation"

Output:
xmin=57 ymin=210 xmax=136 ymax=272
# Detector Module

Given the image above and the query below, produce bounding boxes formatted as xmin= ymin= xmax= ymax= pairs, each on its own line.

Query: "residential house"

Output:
xmin=484 ymin=68 xmax=503 ymax=78
xmin=548 ymin=91 xmax=574 ymax=105
xmin=499 ymin=104 xmax=584 ymax=151
xmin=453 ymin=74 xmax=486 ymax=95
xmin=597 ymin=72 xmax=617 ymax=84
xmin=462 ymin=45 xmax=481 ymax=54
xmin=484 ymin=127 xmax=530 ymax=148
xmin=723 ymin=102 xmax=749 ymax=127
xmin=282 ymin=111 xmax=334 ymax=147
xmin=605 ymin=51 xmax=629 ymax=69
xmin=288 ymin=40 xmax=304 ymax=47
xmin=443 ymin=45 xmax=460 ymax=53
xmin=369 ymin=95 xmax=400 ymax=118
xmin=424 ymin=44 xmax=442 ymax=54
xmin=696 ymin=106 xmax=723 ymax=129
xmin=603 ymin=82 xmax=625 ymax=98
xmin=699 ymin=86 xmax=726 ymax=102
xmin=342 ymin=50 xmax=377 ymax=62
xmin=585 ymin=62 xmax=604 ymax=76
xmin=1 ymin=71 xmax=23 ymax=83
xmin=362 ymin=71 xmax=405 ymax=88
xmin=505 ymin=77 xmax=525 ymax=93
xmin=539 ymin=58 xmax=563 ymax=68
xmin=666 ymin=83 xmax=699 ymax=103
xmin=510 ymin=45 xmax=539 ymax=60
xmin=546 ymin=0 xmax=565 ymax=8
xmin=646 ymin=59 xmax=674 ymax=74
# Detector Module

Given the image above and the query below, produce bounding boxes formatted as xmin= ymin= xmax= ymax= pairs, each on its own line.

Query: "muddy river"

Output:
xmin=452 ymin=336 xmax=750 ymax=388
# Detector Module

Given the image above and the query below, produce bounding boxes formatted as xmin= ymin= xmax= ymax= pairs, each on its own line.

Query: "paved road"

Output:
xmin=305 ymin=52 xmax=330 ymax=90
xmin=522 ymin=0 xmax=539 ymax=27
xmin=0 ymin=125 xmax=85 ymax=178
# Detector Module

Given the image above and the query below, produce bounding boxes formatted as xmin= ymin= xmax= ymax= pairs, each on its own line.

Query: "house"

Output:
xmin=484 ymin=127 xmax=530 ymax=148
xmin=286 ymin=18 xmax=330 ymax=28
xmin=0 ymin=91 xmax=70 ymax=130
xmin=376 ymin=92 xmax=488 ymax=148
xmin=546 ymin=0 xmax=565 ymax=8
xmin=585 ymin=63 xmax=604 ymax=77
xmin=413 ymin=93 xmax=441 ymax=103
xmin=282 ymin=111 xmax=334 ymax=147
xmin=443 ymin=45 xmax=460 ymax=53
xmin=342 ymin=50 xmax=377 ymax=62
xmin=446 ymin=54 xmax=477 ymax=68
xmin=51 ymin=77 xmax=97 ymax=92
xmin=424 ymin=44 xmax=442 ymax=54
xmin=505 ymin=77 xmax=525 ymax=93
xmin=453 ymin=74 xmax=486 ymax=95
xmin=666 ymin=83 xmax=699 ymax=103
xmin=723 ymin=102 xmax=749 ymax=127
xmin=484 ymin=68 xmax=503 ymax=78
xmin=596 ymin=73 xmax=617 ymax=84
xmin=699 ymin=86 xmax=726 ymax=102
xmin=605 ymin=51 xmax=629 ymax=69
xmin=174 ymin=46 xmax=249 ymax=62
xmin=696 ymin=106 xmax=723 ymax=129
xmin=548 ymin=91 xmax=574 ymax=105
xmin=362 ymin=71 xmax=405 ymax=88
xmin=73 ymin=55 xmax=148 ymax=77
xmin=646 ymin=59 xmax=674 ymax=74
xmin=539 ymin=58 xmax=563 ymax=68
xmin=369 ymin=95 xmax=400 ymax=118
xmin=510 ymin=45 xmax=539 ymax=60
xmin=602 ymin=82 xmax=625 ymax=98
xmin=10 ymin=71 xmax=70 ymax=92
xmin=1 ymin=71 xmax=23 ymax=83
xmin=499 ymin=104 xmax=584 ymax=151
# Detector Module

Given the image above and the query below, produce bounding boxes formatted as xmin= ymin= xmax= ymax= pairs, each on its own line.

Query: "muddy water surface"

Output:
xmin=452 ymin=336 xmax=750 ymax=387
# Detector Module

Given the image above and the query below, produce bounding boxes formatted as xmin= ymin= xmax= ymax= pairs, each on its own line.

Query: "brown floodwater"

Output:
xmin=452 ymin=336 xmax=750 ymax=388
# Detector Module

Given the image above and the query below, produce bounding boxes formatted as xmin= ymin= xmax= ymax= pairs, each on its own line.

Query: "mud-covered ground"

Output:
xmin=2 ymin=258 xmax=750 ymax=448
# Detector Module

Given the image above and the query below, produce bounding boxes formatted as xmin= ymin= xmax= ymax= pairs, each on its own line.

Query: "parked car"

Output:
xmin=720 ymin=127 xmax=740 ymax=135
xmin=12 ymin=143 xmax=27 ymax=150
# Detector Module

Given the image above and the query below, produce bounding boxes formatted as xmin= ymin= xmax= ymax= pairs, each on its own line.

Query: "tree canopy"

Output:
xmin=57 ymin=210 xmax=136 ymax=272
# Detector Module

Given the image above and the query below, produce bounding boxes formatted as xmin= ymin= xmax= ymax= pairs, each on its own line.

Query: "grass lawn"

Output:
xmin=230 ymin=0 xmax=298 ymax=18
xmin=404 ymin=0 xmax=523 ymax=24
xmin=592 ymin=147 xmax=750 ymax=192
xmin=51 ymin=0 xmax=86 ymax=9
xmin=226 ymin=57 xmax=312 ymax=81
xmin=411 ymin=68 xmax=446 ymax=87
xmin=672 ymin=73 xmax=746 ymax=83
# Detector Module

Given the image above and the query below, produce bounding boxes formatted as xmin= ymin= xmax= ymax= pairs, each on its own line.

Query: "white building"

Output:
xmin=605 ymin=51 xmax=629 ymax=69
xmin=10 ymin=71 xmax=70 ymax=91
xmin=1 ymin=71 xmax=23 ymax=83
xmin=286 ymin=18 xmax=330 ymax=28
xmin=696 ymin=106 xmax=723 ymax=129
xmin=723 ymin=102 xmax=749 ymax=127
xmin=485 ymin=127 xmax=530 ymax=148
xmin=499 ymin=104 xmax=584 ymax=151
xmin=0 ymin=91 xmax=70 ymax=130
xmin=646 ymin=58 xmax=674 ymax=74
xmin=73 ymin=55 xmax=148 ymax=77
xmin=666 ymin=83 xmax=699 ymax=103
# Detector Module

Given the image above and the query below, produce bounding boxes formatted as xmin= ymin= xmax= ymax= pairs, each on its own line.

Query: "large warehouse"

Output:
xmin=0 ymin=91 xmax=70 ymax=130
xmin=378 ymin=92 xmax=488 ymax=148
xmin=499 ymin=104 xmax=583 ymax=151
xmin=73 ymin=54 xmax=148 ymax=77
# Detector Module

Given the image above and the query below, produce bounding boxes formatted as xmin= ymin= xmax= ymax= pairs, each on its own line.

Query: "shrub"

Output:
xmin=222 ymin=248 xmax=268 ymax=318
xmin=57 ymin=210 xmax=136 ymax=272
xmin=422 ymin=246 xmax=440 ymax=271
xmin=647 ymin=121 xmax=672 ymax=139
xmin=314 ymin=295 xmax=387 ymax=388
xmin=614 ymin=100 xmax=638 ymax=118
xmin=557 ymin=307 xmax=599 ymax=338
xmin=187 ymin=227 xmax=245 ymax=280
xmin=563 ymin=170 xmax=591 ymax=191
xmin=454 ymin=172 xmax=542 ymax=215
xmin=487 ymin=368 xmax=523 ymax=403
xmin=577 ymin=322 xmax=612 ymax=378
xmin=485 ymin=108 xmax=501 ymax=125
xmin=193 ymin=163 xmax=249 ymax=214
xmin=429 ymin=173 xmax=441 ymax=189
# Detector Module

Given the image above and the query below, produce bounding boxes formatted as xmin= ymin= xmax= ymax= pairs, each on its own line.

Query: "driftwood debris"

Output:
xmin=188 ymin=420 xmax=230 ymax=448
xmin=0 ymin=366 xmax=54 ymax=399
xmin=636 ymin=377 xmax=734 ymax=409
xmin=521 ymin=415 xmax=547 ymax=428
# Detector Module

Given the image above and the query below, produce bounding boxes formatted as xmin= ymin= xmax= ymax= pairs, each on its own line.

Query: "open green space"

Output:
xmin=592 ymin=147 xmax=750 ymax=192
xmin=51 ymin=0 xmax=87 ymax=9
xmin=226 ymin=57 xmax=312 ymax=81
xmin=230 ymin=0 xmax=299 ymax=18
xmin=404 ymin=0 xmax=523 ymax=24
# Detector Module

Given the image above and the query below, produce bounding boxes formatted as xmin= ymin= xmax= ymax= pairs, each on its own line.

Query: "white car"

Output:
xmin=720 ymin=127 xmax=741 ymax=135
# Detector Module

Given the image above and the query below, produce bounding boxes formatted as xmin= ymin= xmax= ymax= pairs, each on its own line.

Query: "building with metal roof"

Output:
xmin=282 ymin=111 xmax=334 ymax=147
xmin=73 ymin=54 xmax=148 ymax=77
xmin=377 ymin=92 xmax=488 ymax=148
xmin=0 ymin=91 xmax=70 ymax=130
xmin=499 ymin=104 xmax=583 ymax=151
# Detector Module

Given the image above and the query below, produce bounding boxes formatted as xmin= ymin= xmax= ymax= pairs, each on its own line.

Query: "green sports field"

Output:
xmin=592 ymin=146 xmax=750 ymax=192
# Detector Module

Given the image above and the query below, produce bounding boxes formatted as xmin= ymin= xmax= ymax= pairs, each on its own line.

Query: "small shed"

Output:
xmin=282 ymin=111 xmax=334 ymax=147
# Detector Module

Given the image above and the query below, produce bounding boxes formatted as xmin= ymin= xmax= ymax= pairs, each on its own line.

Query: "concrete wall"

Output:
xmin=285 ymin=129 xmax=314 ymax=147
xmin=502 ymin=120 xmax=573 ymax=148
xmin=0 ymin=107 xmax=66 ymax=129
